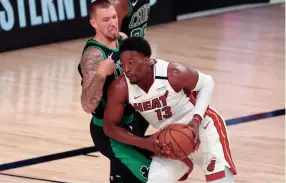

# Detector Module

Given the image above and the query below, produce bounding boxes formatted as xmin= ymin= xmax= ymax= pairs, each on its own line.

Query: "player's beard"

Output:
xmin=97 ymin=28 xmax=119 ymax=42
xmin=107 ymin=32 xmax=120 ymax=41
xmin=106 ymin=25 xmax=119 ymax=41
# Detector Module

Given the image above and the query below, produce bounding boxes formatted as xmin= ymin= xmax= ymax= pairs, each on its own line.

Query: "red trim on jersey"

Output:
xmin=188 ymin=91 xmax=208 ymax=118
xmin=205 ymin=171 xmax=225 ymax=182
xmin=178 ymin=158 xmax=194 ymax=181
xmin=189 ymin=91 xmax=196 ymax=105
xmin=206 ymin=108 xmax=237 ymax=176
xmin=187 ymin=92 xmax=237 ymax=180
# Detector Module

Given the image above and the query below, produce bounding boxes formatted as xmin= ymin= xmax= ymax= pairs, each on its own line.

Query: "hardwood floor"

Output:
xmin=0 ymin=4 xmax=284 ymax=183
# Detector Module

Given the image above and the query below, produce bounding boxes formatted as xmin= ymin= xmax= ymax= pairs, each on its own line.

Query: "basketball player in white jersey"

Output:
xmin=103 ymin=37 xmax=237 ymax=183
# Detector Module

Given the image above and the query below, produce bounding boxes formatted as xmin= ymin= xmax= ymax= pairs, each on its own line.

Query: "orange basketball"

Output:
xmin=157 ymin=124 xmax=195 ymax=160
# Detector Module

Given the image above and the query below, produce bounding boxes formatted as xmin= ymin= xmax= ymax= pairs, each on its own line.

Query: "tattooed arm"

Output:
xmin=80 ymin=48 xmax=108 ymax=113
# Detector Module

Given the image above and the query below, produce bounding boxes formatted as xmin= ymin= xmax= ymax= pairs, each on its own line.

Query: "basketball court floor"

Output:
xmin=0 ymin=3 xmax=285 ymax=183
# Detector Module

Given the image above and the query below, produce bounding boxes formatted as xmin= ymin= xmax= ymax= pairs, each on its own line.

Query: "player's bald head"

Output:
xmin=88 ymin=0 xmax=113 ymax=19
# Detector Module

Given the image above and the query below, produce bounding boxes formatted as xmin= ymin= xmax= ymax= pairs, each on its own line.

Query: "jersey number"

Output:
xmin=130 ymin=23 xmax=147 ymax=37
xmin=155 ymin=106 xmax=173 ymax=120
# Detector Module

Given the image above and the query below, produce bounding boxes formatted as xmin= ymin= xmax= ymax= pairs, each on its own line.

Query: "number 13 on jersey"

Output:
xmin=155 ymin=106 xmax=173 ymax=120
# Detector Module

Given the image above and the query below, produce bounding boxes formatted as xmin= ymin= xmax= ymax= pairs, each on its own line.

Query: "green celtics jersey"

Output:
xmin=78 ymin=36 xmax=134 ymax=126
xmin=121 ymin=0 xmax=150 ymax=37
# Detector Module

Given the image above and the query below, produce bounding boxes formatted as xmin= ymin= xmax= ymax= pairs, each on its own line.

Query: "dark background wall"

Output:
xmin=172 ymin=0 xmax=269 ymax=16
xmin=0 ymin=0 xmax=270 ymax=53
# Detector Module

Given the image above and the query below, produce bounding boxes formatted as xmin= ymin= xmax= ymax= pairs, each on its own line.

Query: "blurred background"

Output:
xmin=0 ymin=0 xmax=283 ymax=52
xmin=0 ymin=0 xmax=285 ymax=183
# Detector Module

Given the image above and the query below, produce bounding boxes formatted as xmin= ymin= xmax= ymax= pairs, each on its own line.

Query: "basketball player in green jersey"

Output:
xmin=78 ymin=1 xmax=152 ymax=182
xmin=111 ymin=0 xmax=151 ymax=137
xmin=112 ymin=0 xmax=150 ymax=37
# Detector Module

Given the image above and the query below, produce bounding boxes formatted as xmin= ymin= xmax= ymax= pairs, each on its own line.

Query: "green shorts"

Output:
xmin=90 ymin=118 xmax=152 ymax=182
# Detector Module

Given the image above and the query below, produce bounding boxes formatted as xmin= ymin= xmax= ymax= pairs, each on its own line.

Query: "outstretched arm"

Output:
xmin=103 ymin=77 xmax=149 ymax=149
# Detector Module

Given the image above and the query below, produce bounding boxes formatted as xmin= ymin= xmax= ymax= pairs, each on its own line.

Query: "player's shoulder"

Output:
xmin=168 ymin=62 xmax=190 ymax=74
xmin=166 ymin=62 xmax=191 ymax=91
xmin=109 ymin=75 xmax=128 ymax=92
xmin=108 ymin=75 xmax=128 ymax=101
xmin=154 ymin=59 xmax=189 ymax=75
xmin=80 ymin=47 xmax=104 ymax=65
xmin=116 ymin=75 xmax=128 ymax=87
xmin=82 ymin=47 xmax=102 ymax=54
xmin=82 ymin=42 xmax=103 ymax=56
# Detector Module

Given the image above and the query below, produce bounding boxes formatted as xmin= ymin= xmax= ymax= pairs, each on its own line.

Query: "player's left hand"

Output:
xmin=145 ymin=133 xmax=171 ymax=157
xmin=188 ymin=115 xmax=201 ymax=151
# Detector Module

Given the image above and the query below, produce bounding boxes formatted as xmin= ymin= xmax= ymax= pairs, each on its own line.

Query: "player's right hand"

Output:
xmin=188 ymin=119 xmax=200 ymax=151
xmin=96 ymin=58 xmax=115 ymax=77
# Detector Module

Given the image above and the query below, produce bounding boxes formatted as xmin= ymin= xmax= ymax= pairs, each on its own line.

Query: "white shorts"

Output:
xmin=147 ymin=108 xmax=237 ymax=183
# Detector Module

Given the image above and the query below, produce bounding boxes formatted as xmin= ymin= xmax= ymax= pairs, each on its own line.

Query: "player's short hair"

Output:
xmin=88 ymin=0 xmax=112 ymax=19
xmin=119 ymin=37 xmax=152 ymax=57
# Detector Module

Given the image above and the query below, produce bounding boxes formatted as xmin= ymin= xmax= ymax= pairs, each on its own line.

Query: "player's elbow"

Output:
xmin=103 ymin=116 xmax=120 ymax=139
xmin=80 ymin=95 xmax=98 ymax=114
xmin=103 ymin=122 xmax=115 ymax=138
xmin=81 ymin=103 xmax=95 ymax=114
xmin=103 ymin=124 xmax=109 ymax=136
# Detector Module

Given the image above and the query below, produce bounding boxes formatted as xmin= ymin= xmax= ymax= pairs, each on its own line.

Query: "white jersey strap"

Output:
xmin=154 ymin=59 xmax=170 ymax=79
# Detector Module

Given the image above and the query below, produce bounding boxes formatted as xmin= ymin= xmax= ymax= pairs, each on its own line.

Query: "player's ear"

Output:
xmin=143 ymin=57 xmax=149 ymax=65
xmin=89 ymin=18 xmax=97 ymax=29
xmin=143 ymin=58 xmax=153 ymax=65
xmin=146 ymin=58 xmax=156 ymax=65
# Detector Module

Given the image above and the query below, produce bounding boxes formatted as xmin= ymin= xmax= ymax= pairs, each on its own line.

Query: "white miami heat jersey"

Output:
xmin=125 ymin=59 xmax=196 ymax=130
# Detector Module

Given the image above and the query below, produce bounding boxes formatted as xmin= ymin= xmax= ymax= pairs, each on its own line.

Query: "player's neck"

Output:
xmin=137 ymin=66 xmax=154 ymax=94
xmin=93 ymin=35 xmax=118 ymax=49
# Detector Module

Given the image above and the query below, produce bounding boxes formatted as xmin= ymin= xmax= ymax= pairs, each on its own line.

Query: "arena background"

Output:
xmin=0 ymin=0 xmax=283 ymax=53
xmin=0 ymin=0 xmax=285 ymax=183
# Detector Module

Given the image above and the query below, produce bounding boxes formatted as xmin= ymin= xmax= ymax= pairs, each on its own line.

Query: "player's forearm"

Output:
xmin=192 ymin=72 xmax=214 ymax=118
xmin=81 ymin=74 xmax=106 ymax=113
xmin=104 ymin=124 xmax=146 ymax=149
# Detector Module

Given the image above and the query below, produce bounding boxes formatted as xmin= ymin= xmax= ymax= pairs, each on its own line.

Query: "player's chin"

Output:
xmin=130 ymin=79 xmax=139 ymax=85
xmin=107 ymin=33 xmax=119 ymax=41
